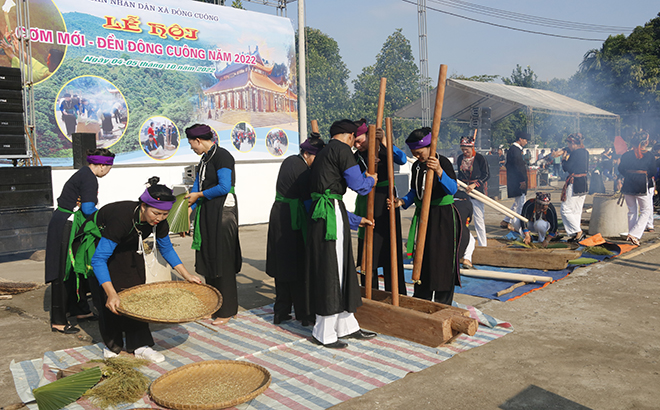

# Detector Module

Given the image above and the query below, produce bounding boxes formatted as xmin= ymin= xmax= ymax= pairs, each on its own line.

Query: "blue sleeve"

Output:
xmin=202 ymin=168 xmax=232 ymax=200
xmin=81 ymin=202 xmax=97 ymax=216
xmin=304 ymin=199 xmax=312 ymax=213
xmin=392 ymin=145 xmax=407 ymax=165
xmin=401 ymin=189 xmax=416 ymax=209
xmin=438 ymin=171 xmax=458 ymax=195
xmin=347 ymin=211 xmax=363 ymax=231
xmin=191 ymin=174 xmax=200 ymax=211
xmin=343 ymin=164 xmax=374 ymax=196
xmin=90 ymin=237 xmax=117 ymax=285
xmin=156 ymin=235 xmax=182 ymax=267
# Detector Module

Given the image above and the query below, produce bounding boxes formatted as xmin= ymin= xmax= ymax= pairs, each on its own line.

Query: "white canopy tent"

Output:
xmin=394 ymin=79 xmax=620 ymax=137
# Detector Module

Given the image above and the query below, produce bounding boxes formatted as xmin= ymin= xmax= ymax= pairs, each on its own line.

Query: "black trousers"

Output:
xmin=49 ymin=220 xmax=91 ymax=326
xmin=89 ymin=276 xmax=153 ymax=353
xmin=206 ymin=274 xmax=238 ymax=319
xmin=274 ymin=279 xmax=309 ymax=321
xmin=413 ymin=280 xmax=456 ymax=306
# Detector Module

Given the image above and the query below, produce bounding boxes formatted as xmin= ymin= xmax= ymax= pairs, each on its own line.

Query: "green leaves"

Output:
xmin=167 ymin=193 xmax=190 ymax=234
xmin=33 ymin=366 xmax=102 ymax=410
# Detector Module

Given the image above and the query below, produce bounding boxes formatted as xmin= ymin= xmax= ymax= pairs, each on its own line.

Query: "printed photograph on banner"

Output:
xmin=139 ymin=116 xmax=179 ymax=161
xmin=54 ymin=75 xmax=128 ymax=148
xmin=0 ymin=0 xmax=66 ymax=84
xmin=231 ymin=121 xmax=256 ymax=153
xmin=266 ymin=128 xmax=288 ymax=157
xmin=13 ymin=0 xmax=299 ymax=164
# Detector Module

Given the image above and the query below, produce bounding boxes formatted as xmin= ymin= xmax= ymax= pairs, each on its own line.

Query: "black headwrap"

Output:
xmin=329 ymin=119 xmax=358 ymax=137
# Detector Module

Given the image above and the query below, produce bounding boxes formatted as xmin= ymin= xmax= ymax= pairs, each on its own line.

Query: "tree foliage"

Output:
xmin=300 ymin=27 xmax=352 ymax=138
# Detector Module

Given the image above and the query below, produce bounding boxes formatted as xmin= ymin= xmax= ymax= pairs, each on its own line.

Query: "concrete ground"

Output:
xmin=1 ymin=180 xmax=659 ymax=409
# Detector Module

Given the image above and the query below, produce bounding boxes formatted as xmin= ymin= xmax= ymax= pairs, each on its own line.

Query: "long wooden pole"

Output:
xmin=363 ymin=124 xmax=377 ymax=299
xmin=385 ymin=117 xmax=399 ymax=306
xmin=411 ymin=65 xmax=448 ymax=284
xmin=363 ymin=78 xmax=387 ymax=299
xmin=311 ymin=120 xmax=319 ymax=133
xmin=456 ymin=180 xmax=528 ymax=222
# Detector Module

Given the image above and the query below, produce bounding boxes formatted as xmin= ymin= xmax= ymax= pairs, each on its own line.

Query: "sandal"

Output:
xmin=627 ymin=235 xmax=640 ymax=246
xmin=51 ymin=324 xmax=81 ymax=334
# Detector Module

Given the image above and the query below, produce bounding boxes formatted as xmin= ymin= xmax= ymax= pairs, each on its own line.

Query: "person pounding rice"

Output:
xmin=352 ymin=119 xmax=407 ymax=294
xmin=389 ymin=127 xmax=461 ymax=305
xmin=90 ymin=177 xmax=201 ymax=363
xmin=306 ymin=119 xmax=378 ymax=349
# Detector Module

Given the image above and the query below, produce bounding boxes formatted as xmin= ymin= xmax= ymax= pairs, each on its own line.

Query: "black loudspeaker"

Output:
xmin=0 ymin=207 xmax=52 ymax=256
xmin=0 ymin=166 xmax=53 ymax=211
xmin=479 ymin=107 xmax=492 ymax=150
xmin=484 ymin=154 xmax=501 ymax=199
xmin=0 ymin=67 xmax=27 ymax=158
xmin=72 ymin=133 xmax=97 ymax=169
xmin=0 ymin=67 xmax=22 ymax=90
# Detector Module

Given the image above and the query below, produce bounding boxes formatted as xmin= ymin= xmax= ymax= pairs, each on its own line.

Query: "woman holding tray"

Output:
xmin=45 ymin=148 xmax=114 ymax=335
xmin=90 ymin=177 xmax=201 ymax=363
xmin=185 ymin=124 xmax=242 ymax=326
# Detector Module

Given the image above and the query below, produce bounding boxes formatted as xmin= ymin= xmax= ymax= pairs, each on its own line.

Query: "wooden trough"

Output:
xmin=471 ymin=246 xmax=582 ymax=271
xmin=354 ymin=288 xmax=478 ymax=347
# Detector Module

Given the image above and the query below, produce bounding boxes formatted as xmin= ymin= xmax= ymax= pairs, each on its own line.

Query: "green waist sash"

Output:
xmin=275 ymin=191 xmax=308 ymax=243
xmin=192 ymin=186 xmax=235 ymax=251
xmin=57 ymin=207 xmax=88 ymax=281
xmin=311 ymin=189 xmax=343 ymax=241
xmin=406 ymin=194 xmax=454 ymax=256
xmin=355 ymin=180 xmax=390 ymax=239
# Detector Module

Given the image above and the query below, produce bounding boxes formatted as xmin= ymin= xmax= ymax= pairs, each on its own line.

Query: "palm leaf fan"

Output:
xmin=33 ymin=366 xmax=102 ymax=410
xmin=167 ymin=193 xmax=189 ymax=234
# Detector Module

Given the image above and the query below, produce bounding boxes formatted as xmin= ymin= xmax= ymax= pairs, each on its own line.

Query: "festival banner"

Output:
xmin=0 ymin=0 xmax=298 ymax=164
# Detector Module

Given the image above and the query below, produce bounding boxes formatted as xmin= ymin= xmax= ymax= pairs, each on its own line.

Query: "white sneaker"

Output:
xmin=134 ymin=346 xmax=165 ymax=363
xmin=103 ymin=348 xmax=119 ymax=359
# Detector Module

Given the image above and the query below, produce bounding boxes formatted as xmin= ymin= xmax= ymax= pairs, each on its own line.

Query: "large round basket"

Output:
xmin=150 ymin=360 xmax=271 ymax=409
xmin=116 ymin=281 xmax=222 ymax=324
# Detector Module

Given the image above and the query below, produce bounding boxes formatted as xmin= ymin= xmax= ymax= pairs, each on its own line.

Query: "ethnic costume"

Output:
xmin=59 ymin=97 xmax=77 ymax=136
xmin=513 ymin=193 xmax=558 ymax=243
xmin=504 ymin=139 xmax=528 ymax=225
xmin=266 ymin=154 xmax=313 ymax=323
xmin=619 ymin=148 xmax=656 ymax=242
xmin=401 ymin=155 xmax=460 ymax=305
xmin=453 ymin=191 xmax=475 ymax=266
xmin=560 ymin=139 xmax=589 ymax=238
xmin=306 ymin=128 xmax=375 ymax=346
xmin=90 ymin=200 xmax=183 ymax=355
xmin=191 ymin=144 xmax=242 ymax=319
xmin=457 ymin=136 xmax=490 ymax=247
xmin=45 ymin=155 xmax=113 ymax=331
xmin=354 ymin=138 xmax=407 ymax=294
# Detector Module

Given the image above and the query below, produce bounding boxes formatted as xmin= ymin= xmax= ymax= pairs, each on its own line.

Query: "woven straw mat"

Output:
xmin=116 ymin=281 xmax=222 ymax=324
xmin=150 ymin=360 xmax=271 ymax=409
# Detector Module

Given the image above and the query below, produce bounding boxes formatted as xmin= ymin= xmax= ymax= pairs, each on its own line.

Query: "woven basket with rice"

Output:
xmin=117 ymin=281 xmax=222 ymax=323
xmin=150 ymin=360 xmax=271 ymax=409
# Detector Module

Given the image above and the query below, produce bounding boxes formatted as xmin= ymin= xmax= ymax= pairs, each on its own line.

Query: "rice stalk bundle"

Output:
xmin=33 ymin=366 xmax=102 ymax=410
xmin=84 ymin=356 xmax=151 ymax=409
xmin=584 ymin=246 xmax=614 ymax=256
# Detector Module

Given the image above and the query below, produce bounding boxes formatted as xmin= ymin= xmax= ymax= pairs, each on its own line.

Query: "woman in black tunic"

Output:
xmin=618 ymin=133 xmax=656 ymax=246
xmin=90 ymin=178 xmax=201 ymax=362
xmin=266 ymin=133 xmax=325 ymax=325
xmin=185 ymin=124 xmax=242 ymax=326
xmin=45 ymin=148 xmax=114 ymax=334
xmin=390 ymin=127 xmax=461 ymax=305
xmin=352 ymin=119 xmax=407 ymax=295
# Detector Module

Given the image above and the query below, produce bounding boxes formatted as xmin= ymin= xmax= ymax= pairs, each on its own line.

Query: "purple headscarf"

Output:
xmin=87 ymin=155 xmax=114 ymax=165
xmin=139 ymin=189 xmax=174 ymax=211
xmin=300 ymin=139 xmax=320 ymax=155
xmin=406 ymin=132 xmax=432 ymax=150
